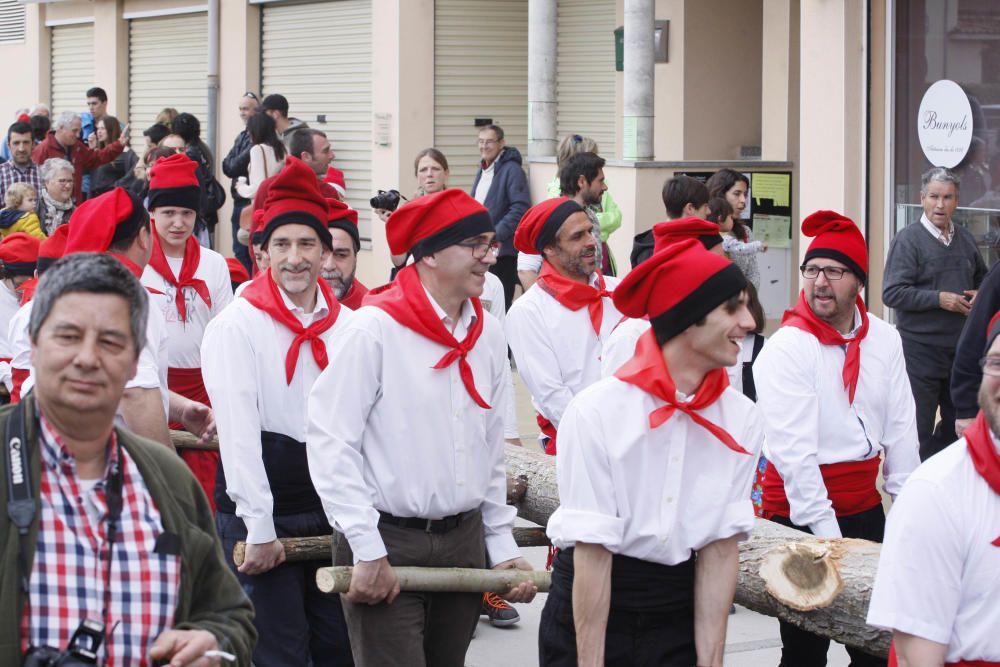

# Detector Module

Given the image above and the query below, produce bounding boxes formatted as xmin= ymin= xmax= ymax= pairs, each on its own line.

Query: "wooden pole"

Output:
xmin=315 ymin=566 xmax=551 ymax=595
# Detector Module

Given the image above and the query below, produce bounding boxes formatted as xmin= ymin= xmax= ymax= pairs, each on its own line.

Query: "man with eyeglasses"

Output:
xmin=867 ymin=313 xmax=1000 ymax=666
xmin=753 ymin=210 xmax=920 ymax=667
xmin=884 ymin=167 xmax=987 ymax=461
xmin=222 ymin=92 xmax=260 ymax=273
xmin=307 ymin=189 xmax=536 ymax=666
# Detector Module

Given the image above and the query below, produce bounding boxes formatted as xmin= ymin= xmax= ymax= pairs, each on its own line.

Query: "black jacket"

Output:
xmin=951 ymin=261 xmax=1000 ymax=418
xmin=470 ymin=147 xmax=530 ymax=257
xmin=222 ymin=129 xmax=253 ymax=206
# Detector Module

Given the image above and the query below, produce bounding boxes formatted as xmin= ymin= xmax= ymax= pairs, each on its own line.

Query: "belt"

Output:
xmin=378 ymin=510 xmax=467 ymax=534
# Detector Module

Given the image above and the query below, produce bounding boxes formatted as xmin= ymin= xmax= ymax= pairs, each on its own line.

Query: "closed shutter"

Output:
xmin=0 ymin=0 xmax=26 ymax=44
xmin=557 ymin=0 xmax=617 ymax=156
xmin=434 ymin=0 xmax=528 ymax=191
xmin=261 ymin=0 xmax=373 ymax=240
xmin=50 ymin=23 xmax=95 ymax=116
xmin=128 ymin=13 xmax=208 ymax=161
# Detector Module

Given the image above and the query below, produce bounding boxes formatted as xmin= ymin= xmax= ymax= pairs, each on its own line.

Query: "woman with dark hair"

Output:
xmin=171 ymin=112 xmax=224 ymax=242
xmin=707 ymin=168 xmax=765 ymax=288
xmin=235 ymin=113 xmax=286 ymax=200
xmin=89 ymin=114 xmax=139 ymax=198
xmin=29 ymin=115 xmax=50 ymax=144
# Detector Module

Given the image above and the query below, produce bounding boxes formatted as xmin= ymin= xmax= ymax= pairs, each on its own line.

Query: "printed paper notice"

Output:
xmin=751 ymin=173 xmax=790 ymax=207
xmin=753 ymin=214 xmax=792 ymax=249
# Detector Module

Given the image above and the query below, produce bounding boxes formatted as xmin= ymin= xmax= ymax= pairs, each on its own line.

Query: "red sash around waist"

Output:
xmin=761 ymin=456 xmax=881 ymax=519
xmin=536 ymin=413 xmax=557 ymax=456
xmin=167 ymin=366 xmax=218 ymax=512
xmin=889 ymin=642 xmax=999 ymax=666
xmin=10 ymin=367 xmax=29 ymax=404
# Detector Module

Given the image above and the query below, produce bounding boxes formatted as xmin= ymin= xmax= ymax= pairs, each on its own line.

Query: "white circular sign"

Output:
xmin=917 ymin=79 xmax=973 ymax=168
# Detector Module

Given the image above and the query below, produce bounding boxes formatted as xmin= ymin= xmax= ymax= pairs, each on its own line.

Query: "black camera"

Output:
xmin=24 ymin=619 xmax=106 ymax=666
xmin=370 ymin=189 xmax=402 ymax=212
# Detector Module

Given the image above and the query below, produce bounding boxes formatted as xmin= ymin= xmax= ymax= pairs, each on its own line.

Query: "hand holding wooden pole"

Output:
xmin=315 ymin=566 xmax=551 ymax=595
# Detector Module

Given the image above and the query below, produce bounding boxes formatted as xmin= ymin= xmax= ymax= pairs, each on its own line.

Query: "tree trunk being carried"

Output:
xmin=173 ymin=433 xmax=890 ymax=657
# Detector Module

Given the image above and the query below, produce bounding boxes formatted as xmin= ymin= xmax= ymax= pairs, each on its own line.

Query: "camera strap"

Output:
xmin=4 ymin=402 xmax=33 ymax=596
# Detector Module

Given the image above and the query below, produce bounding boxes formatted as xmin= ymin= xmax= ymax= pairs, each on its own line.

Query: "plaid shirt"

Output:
xmin=20 ymin=417 xmax=180 ymax=665
xmin=0 ymin=160 xmax=41 ymax=208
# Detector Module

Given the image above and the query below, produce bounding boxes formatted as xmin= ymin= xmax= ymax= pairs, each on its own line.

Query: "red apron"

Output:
xmin=536 ymin=413 xmax=557 ymax=456
xmin=168 ymin=366 xmax=218 ymax=511
xmin=761 ymin=456 xmax=882 ymax=519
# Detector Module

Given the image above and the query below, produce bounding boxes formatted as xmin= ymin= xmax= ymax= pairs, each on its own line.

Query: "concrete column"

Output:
xmin=528 ymin=0 xmax=556 ymax=158
xmin=623 ymin=0 xmax=654 ymax=160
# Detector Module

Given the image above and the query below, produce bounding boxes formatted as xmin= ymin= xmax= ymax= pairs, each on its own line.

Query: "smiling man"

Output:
xmin=506 ymin=197 xmax=623 ymax=456
xmin=141 ymin=153 xmax=233 ymax=506
xmin=308 ymin=189 xmax=536 ymax=666
xmin=202 ymin=157 xmax=354 ymax=666
xmin=322 ymin=198 xmax=367 ymax=309
xmin=754 ymin=210 xmax=921 ymax=667
xmin=884 ymin=167 xmax=987 ymax=461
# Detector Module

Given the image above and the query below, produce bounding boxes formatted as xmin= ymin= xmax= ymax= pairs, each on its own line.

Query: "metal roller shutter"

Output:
xmin=434 ymin=0 xmax=528 ymax=190
xmin=261 ymin=0 xmax=373 ymax=240
xmin=50 ymin=23 xmax=95 ymax=116
xmin=128 ymin=13 xmax=208 ymax=161
xmin=556 ymin=0 xmax=617 ymax=156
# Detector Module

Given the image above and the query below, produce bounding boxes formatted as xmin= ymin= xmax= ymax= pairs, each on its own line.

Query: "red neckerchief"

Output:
xmin=148 ymin=231 xmax=211 ymax=322
xmin=241 ymin=268 xmax=341 ymax=384
xmin=109 ymin=253 xmax=164 ymax=295
xmin=962 ymin=411 xmax=1000 ymax=547
xmin=535 ymin=262 xmax=612 ymax=336
xmin=614 ymin=328 xmax=750 ymax=455
xmin=781 ymin=289 xmax=869 ymax=404
xmin=364 ymin=264 xmax=490 ymax=409
xmin=18 ymin=277 xmax=37 ymax=305
xmin=338 ymin=278 xmax=368 ymax=310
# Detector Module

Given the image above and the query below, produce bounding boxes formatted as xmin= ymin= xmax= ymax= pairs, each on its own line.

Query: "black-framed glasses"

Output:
xmin=455 ymin=239 xmax=501 ymax=259
xmin=800 ymin=265 xmax=848 ymax=281
xmin=979 ymin=356 xmax=1000 ymax=377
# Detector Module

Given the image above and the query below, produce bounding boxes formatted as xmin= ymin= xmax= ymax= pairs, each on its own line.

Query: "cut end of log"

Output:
xmin=758 ymin=541 xmax=844 ymax=611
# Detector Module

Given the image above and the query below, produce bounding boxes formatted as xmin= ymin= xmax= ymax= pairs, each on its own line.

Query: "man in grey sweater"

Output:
xmin=883 ymin=167 xmax=987 ymax=461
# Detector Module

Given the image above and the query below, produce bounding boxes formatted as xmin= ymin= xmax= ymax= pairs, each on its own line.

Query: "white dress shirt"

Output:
xmin=867 ymin=436 xmax=1000 ymax=662
xmin=473 ymin=153 xmax=499 ymax=204
xmin=307 ymin=292 xmax=519 ymax=566
xmin=601 ymin=316 xmax=648 ymax=378
xmin=919 ymin=212 xmax=954 ymax=246
xmin=0 ymin=282 xmax=20 ymax=389
xmin=547 ymin=377 xmax=764 ymax=563
xmin=202 ymin=284 xmax=352 ymax=544
xmin=480 ymin=271 xmax=519 ymax=439
xmin=141 ymin=247 xmax=233 ymax=369
xmin=505 ymin=272 xmax=622 ymax=429
xmin=753 ymin=311 xmax=921 ymax=537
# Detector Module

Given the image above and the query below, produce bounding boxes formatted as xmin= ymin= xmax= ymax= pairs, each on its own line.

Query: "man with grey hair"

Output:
xmin=884 ymin=166 xmax=987 ymax=460
xmin=31 ymin=111 xmax=125 ymax=203
xmin=0 ymin=252 xmax=256 ymax=665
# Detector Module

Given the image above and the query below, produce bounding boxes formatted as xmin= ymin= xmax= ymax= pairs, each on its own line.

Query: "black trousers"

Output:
xmin=229 ymin=201 xmax=252 ymax=274
xmin=489 ymin=254 xmax=518 ymax=310
xmin=217 ymin=510 xmax=354 ymax=667
xmin=770 ymin=507 xmax=887 ymax=667
xmin=900 ymin=336 xmax=958 ymax=461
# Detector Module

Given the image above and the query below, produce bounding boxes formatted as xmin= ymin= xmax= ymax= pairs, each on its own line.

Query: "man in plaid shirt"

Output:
xmin=0 ymin=121 xmax=41 ymax=207
xmin=0 ymin=253 xmax=255 ymax=665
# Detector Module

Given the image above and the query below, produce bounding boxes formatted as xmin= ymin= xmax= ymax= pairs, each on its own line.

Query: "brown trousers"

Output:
xmin=335 ymin=510 xmax=485 ymax=667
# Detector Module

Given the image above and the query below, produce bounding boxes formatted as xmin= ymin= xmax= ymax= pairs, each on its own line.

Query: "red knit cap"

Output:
xmin=386 ymin=188 xmax=493 ymax=259
xmin=324 ymin=167 xmax=347 ymax=199
xmin=0 ymin=232 xmax=41 ymax=276
xmin=37 ymin=224 xmax=70 ymax=273
xmin=254 ymin=156 xmax=332 ymax=249
xmin=326 ymin=198 xmax=360 ymax=250
xmin=65 ymin=188 xmax=147 ymax=255
xmin=226 ymin=257 xmax=250 ymax=285
xmin=802 ymin=210 xmax=868 ymax=281
xmin=652 ymin=217 xmax=723 ymax=253
xmin=147 ymin=152 xmax=200 ymax=213
xmin=514 ymin=197 xmax=585 ymax=255
xmin=613 ymin=239 xmax=747 ymax=341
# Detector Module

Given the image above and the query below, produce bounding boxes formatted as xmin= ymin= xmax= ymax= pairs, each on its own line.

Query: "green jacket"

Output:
xmin=0 ymin=397 xmax=256 ymax=665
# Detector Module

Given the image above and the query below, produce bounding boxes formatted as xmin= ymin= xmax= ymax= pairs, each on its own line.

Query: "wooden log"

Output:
xmin=316 ymin=566 xmax=551 ymax=595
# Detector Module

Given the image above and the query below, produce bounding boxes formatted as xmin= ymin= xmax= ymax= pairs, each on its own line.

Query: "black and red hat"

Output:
xmin=386 ymin=188 xmax=493 ymax=259
xmin=147 ymin=152 xmax=201 ymax=213
xmin=613 ymin=239 xmax=747 ymax=341
xmin=254 ymin=156 xmax=332 ymax=249
xmin=0 ymin=232 xmax=41 ymax=277
xmin=65 ymin=188 xmax=148 ymax=255
xmin=652 ymin=217 xmax=723 ymax=253
xmin=326 ymin=198 xmax=360 ymax=251
xmin=801 ymin=210 xmax=868 ymax=282
xmin=514 ymin=197 xmax=585 ymax=255
xmin=37 ymin=224 xmax=70 ymax=274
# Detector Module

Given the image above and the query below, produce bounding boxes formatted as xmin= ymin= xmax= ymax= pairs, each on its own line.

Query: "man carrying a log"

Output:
xmin=867 ymin=315 xmax=1000 ymax=666
xmin=202 ymin=158 xmax=354 ymax=666
xmin=754 ymin=210 xmax=920 ymax=666
xmin=539 ymin=239 xmax=764 ymax=666
xmin=505 ymin=196 xmax=622 ymax=455
xmin=307 ymin=189 xmax=537 ymax=667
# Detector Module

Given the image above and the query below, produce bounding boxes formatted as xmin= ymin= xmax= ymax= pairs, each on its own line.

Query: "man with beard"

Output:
xmin=506 ymin=197 xmax=622 ymax=455
xmin=753 ymin=210 xmax=921 ymax=666
xmin=867 ymin=314 xmax=1000 ymax=666
xmin=323 ymin=198 xmax=367 ymax=309
xmin=202 ymin=157 xmax=354 ymax=666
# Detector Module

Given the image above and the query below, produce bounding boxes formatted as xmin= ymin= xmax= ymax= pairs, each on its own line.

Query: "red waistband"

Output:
xmin=761 ymin=456 xmax=882 ymax=519
xmin=167 ymin=367 xmax=210 ymax=408
xmin=536 ymin=413 xmax=557 ymax=456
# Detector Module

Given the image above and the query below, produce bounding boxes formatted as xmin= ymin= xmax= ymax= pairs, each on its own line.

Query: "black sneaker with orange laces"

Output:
xmin=480 ymin=592 xmax=520 ymax=626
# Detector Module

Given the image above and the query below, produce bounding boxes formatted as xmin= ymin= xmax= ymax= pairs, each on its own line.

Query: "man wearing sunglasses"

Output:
xmin=753 ymin=210 xmax=921 ymax=667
